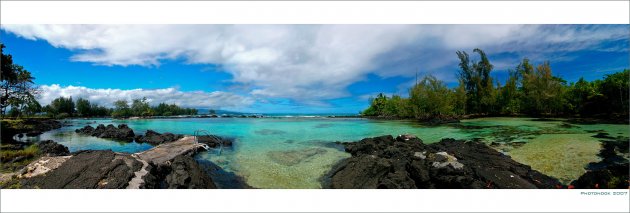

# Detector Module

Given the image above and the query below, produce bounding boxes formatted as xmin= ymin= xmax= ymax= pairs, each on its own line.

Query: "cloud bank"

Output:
xmin=3 ymin=25 xmax=628 ymax=104
xmin=38 ymin=84 xmax=254 ymax=109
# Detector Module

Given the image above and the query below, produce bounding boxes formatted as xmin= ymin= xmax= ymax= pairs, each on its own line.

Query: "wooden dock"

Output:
xmin=135 ymin=136 xmax=205 ymax=165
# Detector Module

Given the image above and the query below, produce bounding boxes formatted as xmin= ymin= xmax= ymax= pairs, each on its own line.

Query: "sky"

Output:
xmin=0 ymin=25 xmax=628 ymax=114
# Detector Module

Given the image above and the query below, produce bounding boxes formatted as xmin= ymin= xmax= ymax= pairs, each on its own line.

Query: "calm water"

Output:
xmin=27 ymin=117 xmax=630 ymax=188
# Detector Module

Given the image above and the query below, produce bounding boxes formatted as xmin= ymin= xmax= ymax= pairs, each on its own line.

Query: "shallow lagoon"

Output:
xmin=32 ymin=117 xmax=629 ymax=188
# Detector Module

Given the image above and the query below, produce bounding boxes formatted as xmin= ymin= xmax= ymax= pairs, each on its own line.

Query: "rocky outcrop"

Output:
xmin=140 ymin=155 xmax=217 ymax=189
xmin=134 ymin=130 xmax=184 ymax=145
xmin=323 ymin=135 xmax=562 ymax=189
xmin=75 ymin=124 xmax=135 ymax=142
xmin=1 ymin=119 xmax=62 ymax=143
xmin=196 ymin=135 xmax=233 ymax=148
xmin=18 ymin=150 xmax=220 ymax=189
xmin=38 ymin=140 xmax=70 ymax=156
xmin=22 ymin=150 xmax=142 ymax=189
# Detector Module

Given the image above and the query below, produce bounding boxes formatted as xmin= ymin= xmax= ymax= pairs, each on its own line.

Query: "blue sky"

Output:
xmin=1 ymin=25 xmax=628 ymax=114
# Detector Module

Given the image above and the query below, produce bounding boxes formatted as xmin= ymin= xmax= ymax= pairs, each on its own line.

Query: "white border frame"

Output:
xmin=1 ymin=1 xmax=629 ymax=212
xmin=1 ymin=1 xmax=629 ymax=24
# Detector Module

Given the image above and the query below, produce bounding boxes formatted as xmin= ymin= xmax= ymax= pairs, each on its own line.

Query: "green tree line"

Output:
xmin=363 ymin=49 xmax=629 ymax=119
xmin=40 ymin=97 xmax=198 ymax=118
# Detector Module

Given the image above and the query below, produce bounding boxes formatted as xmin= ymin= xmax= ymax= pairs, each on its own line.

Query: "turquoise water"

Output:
xmin=26 ymin=117 xmax=629 ymax=188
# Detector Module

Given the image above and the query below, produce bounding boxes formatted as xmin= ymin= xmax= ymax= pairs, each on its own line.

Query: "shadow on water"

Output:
xmin=195 ymin=157 xmax=253 ymax=189
xmin=587 ymin=133 xmax=630 ymax=170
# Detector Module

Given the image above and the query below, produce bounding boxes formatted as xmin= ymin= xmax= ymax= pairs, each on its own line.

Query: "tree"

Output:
xmin=76 ymin=98 xmax=91 ymax=117
xmin=48 ymin=96 xmax=75 ymax=116
xmin=409 ymin=75 xmax=455 ymax=119
xmin=497 ymin=70 xmax=521 ymax=114
xmin=456 ymin=48 xmax=494 ymax=114
xmin=131 ymin=97 xmax=151 ymax=116
xmin=1 ymin=43 xmax=40 ymax=117
xmin=521 ymin=61 xmax=566 ymax=115
xmin=112 ymin=100 xmax=131 ymax=118
xmin=362 ymin=93 xmax=388 ymax=116
xmin=598 ymin=69 xmax=629 ymax=115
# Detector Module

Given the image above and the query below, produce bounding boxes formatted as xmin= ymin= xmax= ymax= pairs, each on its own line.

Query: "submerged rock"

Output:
xmin=75 ymin=124 xmax=135 ymax=142
xmin=267 ymin=148 xmax=328 ymax=166
xmin=323 ymin=135 xmax=562 ymax=189
xmin=255 ymin=129 xmax=286 ymax=135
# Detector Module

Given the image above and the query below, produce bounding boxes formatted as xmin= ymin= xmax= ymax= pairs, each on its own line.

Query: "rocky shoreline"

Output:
xmin=2 ymin=120 xmax=627 ymax=189
xmin=4 ymin=138 xmax=245 ymax=189
xmin=323 ymin=134 xmax=629 ymax=189
xmin=2 ymin=123 xmax=246 ymax=189
xmin=323 ymin=135 xmax=563 ymax=189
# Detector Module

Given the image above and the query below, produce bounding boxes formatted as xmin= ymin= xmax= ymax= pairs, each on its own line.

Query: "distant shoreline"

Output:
xmin=4 ymin=113 xmax=627 ymax=125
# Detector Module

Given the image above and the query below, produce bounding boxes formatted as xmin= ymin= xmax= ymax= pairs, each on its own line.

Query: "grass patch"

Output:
xmin=1 ymin=144 xmax=40 ymax=161
xmin=0 ymin=144 xmax=40 ymax=173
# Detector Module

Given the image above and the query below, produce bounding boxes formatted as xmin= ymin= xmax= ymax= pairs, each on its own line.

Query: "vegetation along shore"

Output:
xmin=1 ymin=42 xmax=628 ymax=189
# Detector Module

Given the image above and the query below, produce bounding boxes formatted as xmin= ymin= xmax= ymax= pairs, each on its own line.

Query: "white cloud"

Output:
xmin=3 ymin=25 xmax=628 ymax=103
xmin=37 ymin=84 xmax=254 ymax=109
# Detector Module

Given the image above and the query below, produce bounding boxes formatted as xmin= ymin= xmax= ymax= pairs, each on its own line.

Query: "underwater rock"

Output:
xmin=558 ymin=123 xmax=577 ymax=128
xmin=267 ymin=148 xmax=328 ymax=166
xmin=255 ymin=129 xmax=286 ymax=135
xmin=592 ymin=132 xmax=615 ymax=139
xmin=324 ymin=135 xmax=562 ymax=189
xmin=135 ymin=130 xmax=184 ymax=145
xmin=38 ymin=140 xmax=70 ymax=156
xmin=75 ymin=124 xmax=135 ymax=142
xmin=425 ymin=116 xmax=460 ymax=125
xmin=314 ymin=123 xmax=334 ymax=128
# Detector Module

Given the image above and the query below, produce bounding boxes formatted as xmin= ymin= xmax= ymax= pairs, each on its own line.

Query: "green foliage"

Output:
xmin=497 ymin=70 xmax=521 ymax=114
xmin=45 ymin=96 xmax=75 ymax=117
xmin=362 ymin=93 xmax=389 ymax=116
xmin=599 ymin=69 xmax=629 ymax=114
xmin=112 ymin=100 xmax=131 ymax=118
xmin=0 ymin=144 xmax=39 ymax=163
xmin=362 ymin=49 xmax=629 ymax=119
xmin=521 ymin=61 xmax=567 ymax=115
xmin=1 ymin=43 xmax=39 ymax=117
xmin=112 ymin=98 xmax=197 ymax=118
xmin=76 ymin=98 xmax=91 ymax=116
xmin=456 ymin=48 xmax=495 ymax=114
xmin=409 ymin=75 xmax=456 ymax=119
xmin=362 ymin=75 xmax=460 ymax=119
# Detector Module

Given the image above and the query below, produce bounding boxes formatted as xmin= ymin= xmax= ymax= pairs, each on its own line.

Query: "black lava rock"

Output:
xmin=38 ymin=140 xmax=70 ymax=156
xmin=323 ymin=135 xmax=562 ymax=189
xmin=135 ymin=130 xmax=184 ymax=145
xmin=75 ymin=124 xmax=135 ymax=142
